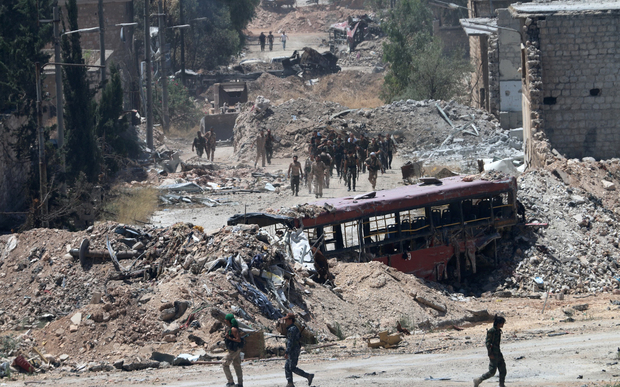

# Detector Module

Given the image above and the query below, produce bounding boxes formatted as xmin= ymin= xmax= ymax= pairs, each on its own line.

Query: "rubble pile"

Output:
xmin=498 ymin=164 xmax=620 ymax=295
xmin=336 ymin=39 xmax=386 ymax=69
xmin=234 ymin=97 xmax=523 ymax=174
xmin=0 ymin=220 xmax=478 ymax=375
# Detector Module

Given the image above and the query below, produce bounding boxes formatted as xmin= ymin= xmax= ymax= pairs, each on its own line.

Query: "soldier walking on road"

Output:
xmin=208 ymin=127 xmax=216 ymax=162
xmin=319 ymin=151 xmax=332 ymax=189
xmin=282 ymin=313 xmax=314 ymax=387
xmin=305 ymin=157 xmax=313 ymax=194
xmin=253 ymin=130 xmax=267 ymax=168
xmin=474 ymin=315 xmax=507 ymax=387
xmin=365 ymin=152 xmax=380 ymax=191
xmin=268 ymin=31 xmax=274 ymax=51
xmin=259 ymin=32 xmax=266 ymax=52
xmin=265 ymin=129 xmax=275 ymax=165
xmin=192 ymin=131 xmax=207 ymax=158
xmin=343 ymin=149 xmax=359 ymax=192
xmin=385 ymin=133 xmax=397 ymax=169
xmin=288 ymin=156 xmax=303 ymax=196
xmin=281 ymin=31 xmax=288 ymax=50
xmin=311 ymin=155 xmax=326 ymax=198
xmin=223 ymin=313 xmax=243 ymax=387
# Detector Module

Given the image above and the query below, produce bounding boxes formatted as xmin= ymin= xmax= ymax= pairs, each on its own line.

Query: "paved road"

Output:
xmin=36 ymin=319 xmax=620 ymax=387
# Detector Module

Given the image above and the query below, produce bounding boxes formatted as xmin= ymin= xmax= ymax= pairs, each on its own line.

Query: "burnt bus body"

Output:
xmin=297 ymin=176 xmax=518 ymax=282
xmin=228 ymin=176 xmax=519 ymax=282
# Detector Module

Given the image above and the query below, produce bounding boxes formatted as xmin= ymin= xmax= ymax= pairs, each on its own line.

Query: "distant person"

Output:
xmin=282 ymin=313 xmax=314 ymax=387
xmin=473 ymin=315 xmax=507 ymax=387
xmin=287 ymin=156 xmax=303 ymax=196
xmin=208 ymin=127 xmax=216 ymax=161
xmin=223 ymin=313 xmax=243 ymax=387
xmin=281 ymin=31 xmax=288 ymax=50
xmin=265 ymin=129 xmax=275 ymax=165
xmin=268 ymin=31 xmax=274 ymax=51
xmin=259 ymin=32 xmax=266 ymax=52
xmin=343 ymin=149 xmax=359 ymax=192
xmin=365 ymin=152 xmax=380 ymax=191
xmin=385 ymin=133 xmax=397 ymax=169
xmin=311 ymin=155 xmax=326 ymax=198
xmin=191 ymin=131 xmax=206 ymax=158
xmin=305 ymin=157 xmax=313 ymax=194
xmin=253 ymin=130 xmax=267 ymax=168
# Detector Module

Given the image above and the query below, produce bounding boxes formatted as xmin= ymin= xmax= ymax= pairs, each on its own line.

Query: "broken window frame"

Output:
xmin=298 ymin=177 xmax=518 ymax=281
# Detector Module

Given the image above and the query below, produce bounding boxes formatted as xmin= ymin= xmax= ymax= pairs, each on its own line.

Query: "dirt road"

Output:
xmin=152 ymin=144 xmax=404 ymax=231
xmin=25 ymin=316 xmax=620 ymax=386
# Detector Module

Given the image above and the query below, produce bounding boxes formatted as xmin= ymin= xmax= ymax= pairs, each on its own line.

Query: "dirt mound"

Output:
xmin=324 ymin=261 xmax=475 ymax=332
xmin=247 ymin=71 xmax=384 ymax=107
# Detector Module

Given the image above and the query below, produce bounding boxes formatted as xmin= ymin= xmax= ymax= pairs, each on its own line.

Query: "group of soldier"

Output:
xmin=285 ymin=129 xmax=397 ymax=198
xmin=192 ymin=126 xmax=217 ymax=161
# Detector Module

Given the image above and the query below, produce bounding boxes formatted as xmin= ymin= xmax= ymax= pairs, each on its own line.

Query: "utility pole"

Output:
xmin=98 ymin=0 xmax=106 ymax=84
xmin=158 ymin=0 xmax=169 ymax=132
xmin=53 ymin=3 xmax=65 ymax=178
xmin=144 ymin=0 xmax=153 ymax=149
xmin=179 ymin=0 xmax=186 ymax=86
xmin=35 ymin=63 xmax=49 ymax=228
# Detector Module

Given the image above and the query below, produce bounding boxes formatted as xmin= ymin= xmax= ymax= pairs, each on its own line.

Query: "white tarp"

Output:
xmin=484 ymin=158 xmax=521 ymax=176
xmin=289 ymin=228 xmax=314 ymax=269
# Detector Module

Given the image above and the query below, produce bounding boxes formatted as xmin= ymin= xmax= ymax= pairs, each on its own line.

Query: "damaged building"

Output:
xmin=511 ymin=1 xmax=620 ymax=166
xmin=461 ymin=9 xmax=525 ymax=129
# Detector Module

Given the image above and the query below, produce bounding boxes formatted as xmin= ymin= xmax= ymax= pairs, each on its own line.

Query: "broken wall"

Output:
xmin=519 ymin=9 xmax=620 ymax=165
xmin=469 ymin=34 xmax=489 ymax=111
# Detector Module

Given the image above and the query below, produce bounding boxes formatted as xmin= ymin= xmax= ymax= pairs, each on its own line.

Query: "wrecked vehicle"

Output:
xmin=282 ymin=47 xmax=341 ymax=78
xmin=229 ymin=175 xmax=520 ymax=282
xmin=262 ymin=0 xmax=295 ymax=8
xmin=329 ymin=15 xmax=381 ymax=51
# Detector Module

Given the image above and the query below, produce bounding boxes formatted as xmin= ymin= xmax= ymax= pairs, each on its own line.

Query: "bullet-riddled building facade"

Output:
xmin=511 ymin=2 xmax=620 ymax=166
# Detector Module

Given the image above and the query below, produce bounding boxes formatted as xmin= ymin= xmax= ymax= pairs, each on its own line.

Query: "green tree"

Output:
xmin=134 ymin=0 xmax=258 ymax=72
xmin=0 ymin=0 xmax=53 ymax=230
xmin=0 ymin=0 xmax=52 ymax=156
xmin=61 ymin=0 xmax=100 ymax=182
xmin=381 ymin=0 xmax=470 ymax=102
xmin=154 ymin=79 xmax=202 ymax=131
xmin=96 ymin=64 xmax=139 ymax=173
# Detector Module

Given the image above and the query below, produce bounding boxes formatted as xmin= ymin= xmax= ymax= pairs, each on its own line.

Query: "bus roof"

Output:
xmin=301 ymin=176 xmax=517 ymax=228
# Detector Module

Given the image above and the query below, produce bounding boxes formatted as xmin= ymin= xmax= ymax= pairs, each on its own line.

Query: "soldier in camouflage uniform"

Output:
xmin=283 ymin=313 xmax=314 ymax=387
xmin=474 ymin=315 xmax=506 ymax=387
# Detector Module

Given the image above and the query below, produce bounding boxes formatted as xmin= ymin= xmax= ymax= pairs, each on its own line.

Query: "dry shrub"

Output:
xmin=102 ymin=187 xmax=159 ymax=225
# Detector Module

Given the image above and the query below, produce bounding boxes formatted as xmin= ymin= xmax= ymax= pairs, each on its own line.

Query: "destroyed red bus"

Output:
xmin=229 ymin=176 xmax=519 ymax=282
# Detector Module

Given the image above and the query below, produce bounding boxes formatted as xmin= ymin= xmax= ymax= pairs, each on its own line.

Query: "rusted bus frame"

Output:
xmin=300 ymin=176 xmax=518 ymax=229
xmin=299 ymin=177 xmax=518 ymax=279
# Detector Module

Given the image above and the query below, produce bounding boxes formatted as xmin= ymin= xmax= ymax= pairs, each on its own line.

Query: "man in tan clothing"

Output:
xmin=311 ymin=155 xmax=326 ymax=198
xmin=253 ymin=130 xmax=266 ymax=168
